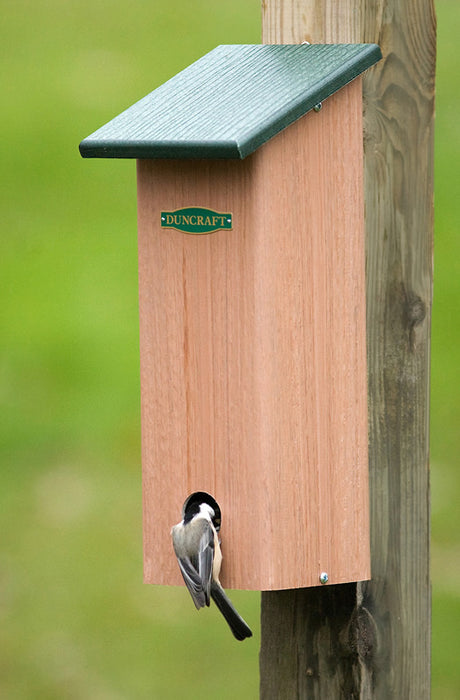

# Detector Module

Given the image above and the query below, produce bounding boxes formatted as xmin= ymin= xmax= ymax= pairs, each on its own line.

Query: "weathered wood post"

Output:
xmin=260 ymin=1 xmax=435 ymax=697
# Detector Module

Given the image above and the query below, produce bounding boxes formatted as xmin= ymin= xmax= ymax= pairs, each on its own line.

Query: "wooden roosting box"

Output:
xmin=80 ymin=43 xmax=381 ymax=591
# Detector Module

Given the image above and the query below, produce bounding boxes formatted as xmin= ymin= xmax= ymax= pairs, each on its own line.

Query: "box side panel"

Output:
xmin=252 ymin=76 xmax=370 ymax=588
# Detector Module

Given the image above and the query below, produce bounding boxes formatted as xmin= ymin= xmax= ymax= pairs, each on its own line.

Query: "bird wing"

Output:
xmin=176 ymin=556 xmax=207 ymax=609
xmin=174 ymin=519 xmax=215 ymax=609
xmin=197 ymin=523 xmax=214 ymax=606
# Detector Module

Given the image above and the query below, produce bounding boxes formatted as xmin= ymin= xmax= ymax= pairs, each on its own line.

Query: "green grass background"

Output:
xmin=1 ymin=1 xmax=458 ymax=697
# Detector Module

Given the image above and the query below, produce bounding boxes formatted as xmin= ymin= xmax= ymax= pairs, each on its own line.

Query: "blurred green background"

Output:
xmin=1 ymin=1 xmax=458 ymax=698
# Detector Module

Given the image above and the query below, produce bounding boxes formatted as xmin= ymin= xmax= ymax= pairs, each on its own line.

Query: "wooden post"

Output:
xmin=260 ymin=1 xmax=435 ymax=697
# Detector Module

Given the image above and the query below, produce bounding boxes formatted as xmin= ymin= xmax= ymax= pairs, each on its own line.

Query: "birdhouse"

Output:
xmin=80 ymin=43 xmax=381 ymax=591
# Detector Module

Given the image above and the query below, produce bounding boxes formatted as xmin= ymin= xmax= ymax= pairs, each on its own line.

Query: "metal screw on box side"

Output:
xmin=319 ymin=572 xmax=329 ymax=584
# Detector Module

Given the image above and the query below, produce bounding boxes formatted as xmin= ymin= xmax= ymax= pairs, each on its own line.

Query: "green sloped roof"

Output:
xmin=79 ymin=43 xmax=381 ymax=160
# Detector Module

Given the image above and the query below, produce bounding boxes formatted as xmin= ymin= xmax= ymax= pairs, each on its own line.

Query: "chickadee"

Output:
xmin=171 ymin=496 xmax=252 ymax=641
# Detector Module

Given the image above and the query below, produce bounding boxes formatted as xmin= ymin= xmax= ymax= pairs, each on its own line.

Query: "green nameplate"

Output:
xmin=160 ymin=207 xmax=232 ymax=234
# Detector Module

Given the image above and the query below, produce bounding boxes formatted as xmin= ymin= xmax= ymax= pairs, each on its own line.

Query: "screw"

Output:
xmin=313 ymin=103 xmax=322 ymax=112
xmin=319 ymin=571 xmax=329 ymax=585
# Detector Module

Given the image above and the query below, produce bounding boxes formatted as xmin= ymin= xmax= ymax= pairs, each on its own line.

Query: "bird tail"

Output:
xmin=211 ymin=581 xmax=252 ymax=641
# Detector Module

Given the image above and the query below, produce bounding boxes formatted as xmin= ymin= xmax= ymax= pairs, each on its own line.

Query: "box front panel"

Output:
xmin=137 ymin=157 xmax=264 ymax=589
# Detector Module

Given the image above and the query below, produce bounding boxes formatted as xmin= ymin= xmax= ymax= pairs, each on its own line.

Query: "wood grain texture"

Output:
xmin=260 ymin=0 xmax=435 ymax=697
xmin=138 ymin=78 xmax=370 ymax=591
